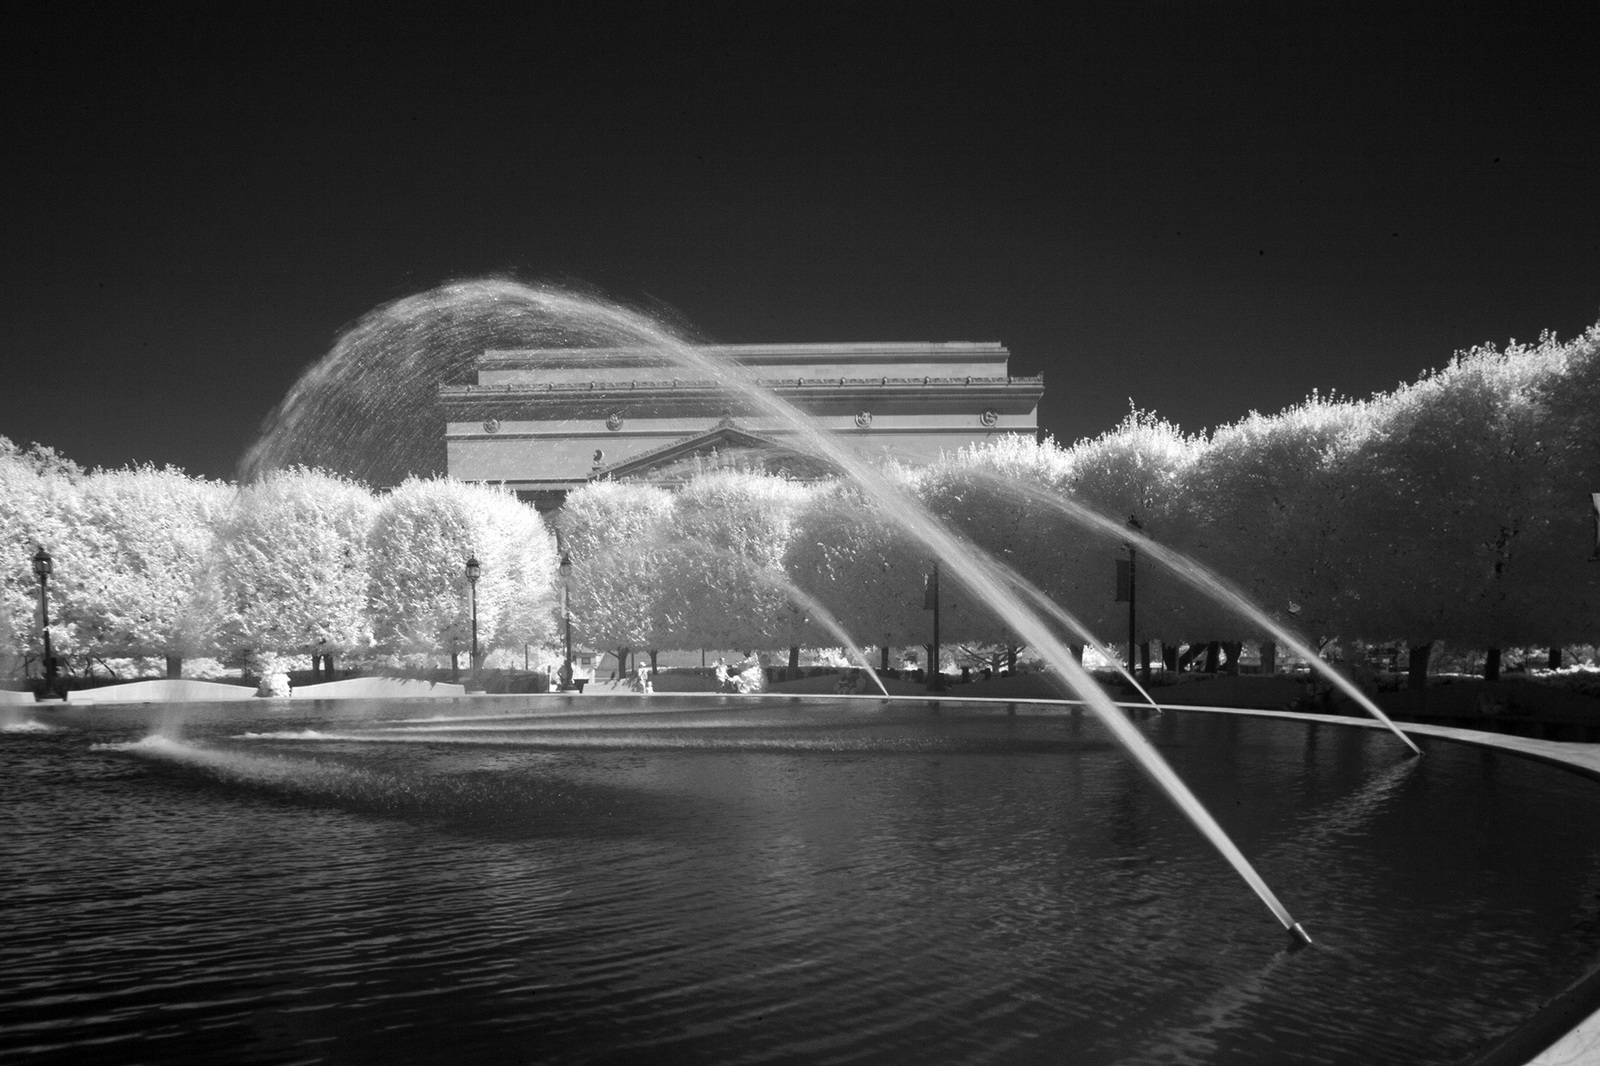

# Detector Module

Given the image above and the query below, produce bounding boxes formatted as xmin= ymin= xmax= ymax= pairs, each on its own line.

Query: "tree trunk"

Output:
xmin=324 ymin=652 xmax=335 ymax=680
xmin=1007 ymin=645 xmax=1018 ymax=673
xmin=1221 ymin=641 xmax=1243 ymax=676
xmin=1069 ymin=644 xmax=1085 ymax=663
xmin=617 ymin=647 xmax=629 ymax=680
xmin=1408 ymin=642 xmax=1431 ymax=691
xmin=1138 ymin=641 xmax=1151 ymax=684
xmin=649 ymin=649 xmax=658 ymax=676
xmin=165 ymin=655 xmax=182 ymax=680
xmin=880 ymin=644 xmax=890 ymax=672
xmin=1484 ymin=646 xmax=1501 ymax=682
xmin=451 ymin=651 xmax=460 ymax=683
xmin=1204 ymin=641 xmax=1221 ymax=674
xmin=789 ymin=645 xmax=800 ymax=681
xmin=1550 ymin=646 xmax=1564 ymax=670
xmin=1259 ymin=641 xmax=1277 ymax=675
xmin=1162 ymin=642 xmax=1179 ymax=672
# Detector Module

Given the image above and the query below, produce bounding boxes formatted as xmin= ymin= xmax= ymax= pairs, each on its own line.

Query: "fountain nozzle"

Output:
xmin=1288 ymin=923 xmax=1313 ymax=950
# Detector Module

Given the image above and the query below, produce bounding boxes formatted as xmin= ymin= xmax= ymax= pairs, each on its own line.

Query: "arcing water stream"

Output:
xmin=964 ymin=473 xmax=1422 ymax=757
xmin=760 ymin=575 xmax=892 ymax=696
xmin=1003 ymin=571 xmax=1166 ymax=714
xmin=248 ymin=279 xmax=1315 ymax=942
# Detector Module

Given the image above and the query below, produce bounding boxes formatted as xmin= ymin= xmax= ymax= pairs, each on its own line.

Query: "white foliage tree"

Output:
xmin=554 ymin=480 xmax=676 ymax=674
xmin=784 ymin=478 xmax=934 ymax=661
xmin=213 ymin=468 xmax=378 ymax=671
xmin=1184 ymin=394 xmax=1374 ymax=653
xmin=1055 ymin=411 xmax=1221 ymax=655
xmin=1340 ymin=337 xmax=1568 ymax=675
xmin=1515 ymin=325 xmax=1600 ymax=654
xmin=919 ymin=438 xmax=1088 ymax=649
xmin=0 ymin=440 xmax=81 ymax=676
xmin=653 ymin=470 xmax=816 ymax=654
xmin=54 ymin=465 xmax=232 ymax=674
xmin=367 ymin=477 xmax=558 ymax=667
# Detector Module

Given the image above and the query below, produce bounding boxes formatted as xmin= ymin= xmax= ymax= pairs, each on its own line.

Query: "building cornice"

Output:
xmin=447 ymin=424 xmax=1038 ymax=442
xmin=440 ymin=375 xmax=1043 ymax=399
xmin=480 ymin=341 xmax=1012 ymax=369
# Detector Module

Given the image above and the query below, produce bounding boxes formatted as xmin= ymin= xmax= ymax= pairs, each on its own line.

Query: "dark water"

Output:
xmin=4 ymin=697 xmax=1600 ymax=1065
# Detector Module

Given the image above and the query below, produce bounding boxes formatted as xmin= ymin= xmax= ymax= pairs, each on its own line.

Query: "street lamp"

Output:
xmin=559 ymin=552 xmax=574 ymax=691
xmin=32 ymin=547 xmax=55 ymax=697
xmin=923 ymin=560 xmax=941 ymax=693
xmin=1124 ymin=515 xmax=1143 ymax=682
xmin=465 ymin=555 xmax=481 ymax=691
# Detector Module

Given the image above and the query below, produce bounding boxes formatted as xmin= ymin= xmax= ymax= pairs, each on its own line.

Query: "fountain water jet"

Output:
xmin=239 ymin=278 xmax=650 ymax=486
xmin=1004 ymin=571 xmax=1166 ymax=715
xmin=559 ymin=536 xmax=890 ymax=697
xmin=758 ymin=573 xmax=891 ymax=697
xmin=673 ymin=540 xmax=892 ymax=697
xmin=253 ymin=279 xmax=1311 ymax=942
xmin=959 ymin=471 xmax=1422 ymax=757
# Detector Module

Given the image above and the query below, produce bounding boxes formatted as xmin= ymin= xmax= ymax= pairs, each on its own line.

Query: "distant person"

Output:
xmin=634 ymin=661 xmax=653 ymax=694
xmin=713 ymin=658 xmax=731 ymax=691
xmin=732 ymin=653 xmax=766 ymax=694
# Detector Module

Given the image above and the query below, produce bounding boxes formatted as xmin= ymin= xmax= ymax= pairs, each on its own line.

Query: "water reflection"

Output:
xmin=2 ymin=700 xmax=1598 ymax=1065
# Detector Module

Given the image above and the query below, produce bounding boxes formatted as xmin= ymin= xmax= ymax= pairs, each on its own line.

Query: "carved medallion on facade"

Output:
xmin=979 ymin=409 xmax=999 ymax=427
xmin=855 ymin=410 xmax=873 ymax=428
xmin=482 ymin=418 xmax=501 ymax=434
xmin=606 ymin=412 xmax=625 ymax=431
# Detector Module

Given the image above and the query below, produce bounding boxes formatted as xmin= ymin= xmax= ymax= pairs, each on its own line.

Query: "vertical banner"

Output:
xmin=1592 ymin=493 xmax=1600 ymax=558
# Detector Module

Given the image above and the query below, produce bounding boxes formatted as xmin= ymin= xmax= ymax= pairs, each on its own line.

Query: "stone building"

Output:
xmin=440 ymin=342 xmax=1044 ymax=509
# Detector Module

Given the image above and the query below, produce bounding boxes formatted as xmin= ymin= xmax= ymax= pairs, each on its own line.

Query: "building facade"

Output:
xmin=440 ymin=342 xmax=1044 ymax=508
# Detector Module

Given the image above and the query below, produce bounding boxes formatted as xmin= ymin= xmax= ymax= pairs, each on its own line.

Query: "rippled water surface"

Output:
xmin=4 ymin=696 xmax=1600 ymax=1065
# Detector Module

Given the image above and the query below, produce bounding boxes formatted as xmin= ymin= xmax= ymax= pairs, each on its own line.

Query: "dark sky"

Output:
xmin=4 ymin=2 xmax=1597 ymax=481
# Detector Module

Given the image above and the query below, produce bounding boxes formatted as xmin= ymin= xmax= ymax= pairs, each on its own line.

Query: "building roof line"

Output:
xmin=441 ymin=375 xmax=1044 ymax=396
xmin=484 ymin=341 xmax=1006 ymax=356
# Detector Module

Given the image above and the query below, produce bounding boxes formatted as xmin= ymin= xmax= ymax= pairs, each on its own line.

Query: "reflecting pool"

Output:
xmin=4 ymin=697 xmax=1598 ymax=1064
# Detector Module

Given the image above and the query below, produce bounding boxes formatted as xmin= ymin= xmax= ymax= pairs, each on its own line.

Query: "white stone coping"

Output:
xmin=289 ymin=677 xmax=467 ymax=699
xmin=65 ymin=679 xmax=258 ymax=703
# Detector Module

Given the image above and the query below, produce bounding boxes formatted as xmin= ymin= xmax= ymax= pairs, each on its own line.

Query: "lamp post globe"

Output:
xmin=465 ymin=556 xmax=482 ymax=691
xmin=32 ymin=547 xmax=56 ymax=697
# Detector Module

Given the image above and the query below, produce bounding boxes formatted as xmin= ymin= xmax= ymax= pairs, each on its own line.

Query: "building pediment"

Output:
xmin=589 ymin=420 xmax=838 ymax=484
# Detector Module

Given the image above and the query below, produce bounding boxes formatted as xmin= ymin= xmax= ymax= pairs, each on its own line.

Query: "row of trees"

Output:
xmin=0 ymin=448 xmax=558 ymax=677
xmin=4 ymin=323 xmax=1595 ymax=682
xmin=555 ymin=325 xmax=1600 ymax=682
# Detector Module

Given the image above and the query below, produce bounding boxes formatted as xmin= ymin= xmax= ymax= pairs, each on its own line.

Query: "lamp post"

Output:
xmin=559 ymin=552 xmax=574 ymax=691
xmin=923 ymin=560 xmax=941 ymax=693
xmin=1124 ymin=515 xmax=1142 ymax=678
xmin=465 ymin=555 xmax=481 ymax=691
xmin=32 ymin=547 xmax=55 ymax=697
